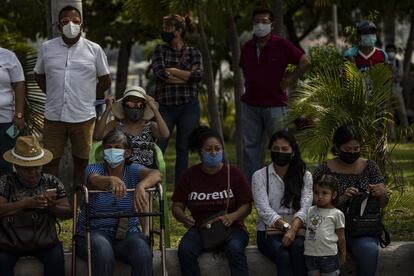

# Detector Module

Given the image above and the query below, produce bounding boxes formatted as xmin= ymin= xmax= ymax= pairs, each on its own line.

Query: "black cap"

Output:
xmin=357 ymin=20 xmax=377 ymax=33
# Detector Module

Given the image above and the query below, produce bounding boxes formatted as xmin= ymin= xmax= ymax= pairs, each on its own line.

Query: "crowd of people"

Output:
xmin=0 ymin=5 xmax=392 ymax=276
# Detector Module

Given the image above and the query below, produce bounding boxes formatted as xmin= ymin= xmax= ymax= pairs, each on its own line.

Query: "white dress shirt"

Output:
xmin=34 ymin=37 xmax=110 ymax=123
xmin=252 ymin=163 xmax=313 ymax=231
xmin=0 ymin=48 xmax=25 ymax=123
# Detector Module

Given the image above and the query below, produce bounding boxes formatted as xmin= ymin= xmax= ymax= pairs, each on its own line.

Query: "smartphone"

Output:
xmin=6 ymin=124 xmax=20 ymax=139
xmin=44 ymin=188 xmax=57 ymax=200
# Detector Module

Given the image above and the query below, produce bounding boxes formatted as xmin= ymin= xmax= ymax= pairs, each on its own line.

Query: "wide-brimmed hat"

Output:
xmin=112 ymin=86 xmax=158 ymax=120
xmin=357 ymin=20 xmax=376 ymax=33
xmin=3 ymin=136 xmax=53 ymax=167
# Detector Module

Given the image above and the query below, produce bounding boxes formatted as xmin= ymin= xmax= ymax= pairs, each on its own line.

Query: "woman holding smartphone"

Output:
xmin=0 ymin=47 xmax=26 ymax=176
xmin=0 ymin=135 xmax=72 ymax=276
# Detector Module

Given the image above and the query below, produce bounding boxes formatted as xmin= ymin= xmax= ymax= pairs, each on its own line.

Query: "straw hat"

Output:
xmin=3 ymin=136 xmax=53 ymax=167
xmin=112 ymin=86 xmax=158 ymax=120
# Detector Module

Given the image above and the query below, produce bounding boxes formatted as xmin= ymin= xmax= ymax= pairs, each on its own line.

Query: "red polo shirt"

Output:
xmin=240 ymin=34 xmax=304 ymax=107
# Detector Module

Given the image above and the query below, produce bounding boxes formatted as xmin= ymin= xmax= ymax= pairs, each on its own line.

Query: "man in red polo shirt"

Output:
xmin=343 ymin=20 xmax=388 ymax=72
xmin=239 ymin=9 xmax=310 ymax=183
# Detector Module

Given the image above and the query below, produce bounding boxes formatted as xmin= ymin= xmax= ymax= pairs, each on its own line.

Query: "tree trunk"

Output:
xmin=403 ymin=14 xmax=414 ymax=76
xmin=383 ymin=12 xmax=395 ymax=46
xmin=115 ymin=31 xmax=133 ymax=99
xmin=402 ymin=14 xmax=414 ymax=108
xmin=226 ymin=4 xmax=244 ymax=167
xmin=272 ymin=0 xmax=285 ymax=37
xmin=197 ymin=5 xmax=223 ymax=139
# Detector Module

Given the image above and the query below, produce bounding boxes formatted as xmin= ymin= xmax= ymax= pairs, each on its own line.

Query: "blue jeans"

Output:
xmin=0 ymin=122 xmax=16 ymax=175
xmin=305 ymin=255 xmax=340 ymax=275
xmin=178 ymin=227 xmax=249 ymax=276
xmin=157 ymin=99 xmax=200 ymax=185
xmin=76 ymin=231 xmax=152 ymax=276
xmin=241 ymin=103 xmax=287 ymax=183
xmin=0 ymin=242 xmax=65 ymax=276
xmin=257 ymin=231 xmax=306 ymax=276
xmin=346 ymin=235 xmax=379 ymax=276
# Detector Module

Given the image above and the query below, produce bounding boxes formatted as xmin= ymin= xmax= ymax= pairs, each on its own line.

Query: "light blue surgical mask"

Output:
xmin=360 ymin=34 xmax=377 ymax=47
xmin=201 ymin=151 xmax=223 ymax=168
xmin=104 ymin=148 xmax=125 ymax=168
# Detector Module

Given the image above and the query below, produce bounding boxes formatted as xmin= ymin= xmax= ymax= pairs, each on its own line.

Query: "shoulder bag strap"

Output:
xmin=225 ymin=163 xmax=231 ymax=213
xmin=266 ymin=165 xmax=269 ymax=195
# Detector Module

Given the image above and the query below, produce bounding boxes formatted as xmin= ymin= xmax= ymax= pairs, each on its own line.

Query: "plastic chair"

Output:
xmin=71 ymin=184 xmax=167 ymax=276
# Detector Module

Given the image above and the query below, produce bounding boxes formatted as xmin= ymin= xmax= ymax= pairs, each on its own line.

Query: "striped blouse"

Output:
xmin=76 ymin=163 xmax=144 ymax=238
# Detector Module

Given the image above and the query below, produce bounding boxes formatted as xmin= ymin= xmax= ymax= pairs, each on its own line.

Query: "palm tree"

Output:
xmin=289 ymin=59 xmax=404 ymax=192
xmin=24 ymin=51 xmax=46 ymax=137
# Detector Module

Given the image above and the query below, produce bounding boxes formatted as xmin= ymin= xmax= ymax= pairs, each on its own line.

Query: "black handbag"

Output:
xmin=345 ymin=190 xmax=390 ymax=247
xmin=0 ymin=210 xmax=59 ymax=252
xmin=198 ymin=164 xmax=232 ymax=251
xmin=0 ymin=175 xmax=60 ymax=252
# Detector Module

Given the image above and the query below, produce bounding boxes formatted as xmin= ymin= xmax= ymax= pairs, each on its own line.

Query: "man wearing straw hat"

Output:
xmin=0 ymin=135 xmax=71 ymax=276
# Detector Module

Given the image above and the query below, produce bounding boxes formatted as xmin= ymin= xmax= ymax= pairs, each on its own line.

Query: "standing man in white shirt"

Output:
xmin=34 ymin=5 xmax=111 ymax=188
xmin=0 ymin=47 xmax=25 ymax=175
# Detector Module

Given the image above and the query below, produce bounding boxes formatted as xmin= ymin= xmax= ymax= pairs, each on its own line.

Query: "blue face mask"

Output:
xmin=360 ymin=34 xmax=377 ymax=47
xmin=201 ymin=151 xmax=223 ymax=168
xmin=104 ymin=148 xmax=125 ymax=168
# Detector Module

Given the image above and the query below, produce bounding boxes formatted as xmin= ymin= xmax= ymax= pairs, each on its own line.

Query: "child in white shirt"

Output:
xmin=304 ymin=174 xmax=346 ymax=276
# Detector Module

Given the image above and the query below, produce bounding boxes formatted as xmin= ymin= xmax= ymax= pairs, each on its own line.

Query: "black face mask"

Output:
xmin=161 ymin=31 xmax=175 ymax=43
xmin=338 ymin=151 xmax=360 ymax=164
xmin=271 ymin=151 xmax=292 ymax=166
xmin=124 ymin=107 xmax=145 ymax=121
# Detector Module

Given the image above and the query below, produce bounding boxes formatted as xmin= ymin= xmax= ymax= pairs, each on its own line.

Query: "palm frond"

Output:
xmin=289 ymin=58 xmax=405 ymax=192
xmin=24 ymin=51 xmax=45 ymax=138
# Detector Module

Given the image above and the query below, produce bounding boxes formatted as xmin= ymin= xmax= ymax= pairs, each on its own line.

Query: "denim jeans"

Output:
xmin=157 ymin=99 xmax=200 ymax=185
xmin=346 ymin=235 xmax=379 ymax=276
xmin=241 ymin=103 xmax=287 ymax=184
xmin=257 ymin=231 xmax=306 ymax=276
xmin=0 ymin=242 xmax=65 ymax=276
xmin=305 ymin=255 xmax=340 ymax=275
xmin=0 ymin=122 xmax=16 ymax=175
xmin=76 ymin=231 xmax=152 ymax=276
xmin=178 ymin=227 xmax=249 ymax=276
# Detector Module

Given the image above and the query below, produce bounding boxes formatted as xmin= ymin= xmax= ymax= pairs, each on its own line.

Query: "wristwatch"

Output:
xmin=15 ymin=112 xmax=24 ymax=119
xmin=282 ymin=222 xmax=291 ymax=232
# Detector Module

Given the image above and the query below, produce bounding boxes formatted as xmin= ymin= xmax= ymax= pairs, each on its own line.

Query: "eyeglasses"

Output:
xmin=60 ymin=16 xmax=81 ymax=25
xmin=124 ymin=101 xmax=146 ymax=109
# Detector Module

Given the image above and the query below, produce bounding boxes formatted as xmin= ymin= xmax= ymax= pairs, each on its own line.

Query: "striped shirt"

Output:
xmin=151 ymin=44 xmax=203 ymax=106
xmin=76 ymin=163 xmax=144 ymax=238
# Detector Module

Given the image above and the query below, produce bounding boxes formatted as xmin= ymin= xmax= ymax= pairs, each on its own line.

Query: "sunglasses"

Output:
xmin=60 ymin=16 xmax=81 ymax=25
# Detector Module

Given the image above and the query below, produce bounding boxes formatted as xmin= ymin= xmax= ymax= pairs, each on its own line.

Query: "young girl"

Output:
xmin=304 ymin=174 xmax=346 ymax=276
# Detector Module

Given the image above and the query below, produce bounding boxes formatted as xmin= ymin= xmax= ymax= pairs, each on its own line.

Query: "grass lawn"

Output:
xmin=59 ymin=141 xmax=414 ymax=250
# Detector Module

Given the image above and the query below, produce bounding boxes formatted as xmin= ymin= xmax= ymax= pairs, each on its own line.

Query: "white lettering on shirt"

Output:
xmin=188 ymin=189 xmax=234 ymax=201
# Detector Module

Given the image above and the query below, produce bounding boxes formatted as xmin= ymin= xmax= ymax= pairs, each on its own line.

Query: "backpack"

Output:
xmin=345 ymin=190 xmax=390 ymax=248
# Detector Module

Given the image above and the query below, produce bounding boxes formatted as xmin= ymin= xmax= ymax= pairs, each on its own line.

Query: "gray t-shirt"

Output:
xmin=304 ymin=206 xmax=345 ymax=256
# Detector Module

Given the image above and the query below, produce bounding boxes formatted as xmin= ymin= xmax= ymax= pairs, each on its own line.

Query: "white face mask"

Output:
xmin=62 ymin=22 xmax=81 ymax=39
xmin=253 ymin=23 xmax=271 ymax=38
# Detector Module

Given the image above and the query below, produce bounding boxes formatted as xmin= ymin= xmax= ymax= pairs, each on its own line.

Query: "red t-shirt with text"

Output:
xmin=172 ymin=164 xmax=252 ymax=230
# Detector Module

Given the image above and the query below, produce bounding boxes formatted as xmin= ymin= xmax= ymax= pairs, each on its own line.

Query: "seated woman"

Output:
xmin=172 ymin=126 xmax=252 ymax=276
xmin=93 ymin=85 xmax=169 ymax=168
xmin=0 ymin=136 xmax=72 ymax=276
xmin=75 ymin=129 xmax=162 ymax=276
xmin=252 ymin=130 xmax=313 ymax=276
xmin=313 ymin=125 xmax=389 ymax=276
